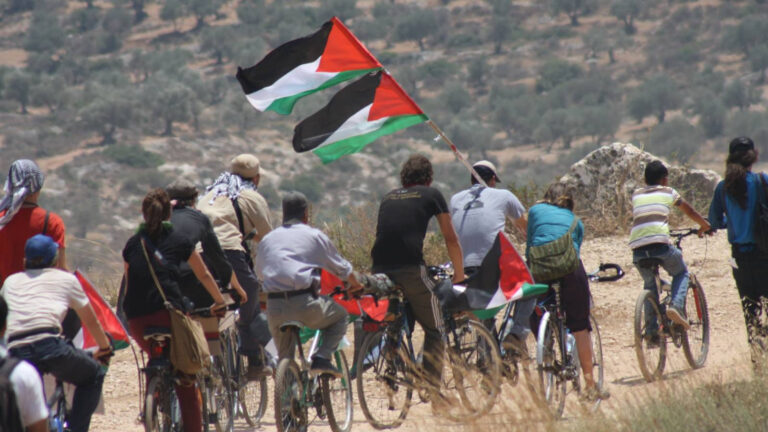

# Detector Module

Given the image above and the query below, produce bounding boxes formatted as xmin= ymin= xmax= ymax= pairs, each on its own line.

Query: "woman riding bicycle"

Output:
xmin=122 ymin=189 xmax=228 ymax=432
xmin=708 ymin=137 xmax=768 ymax=365
xmin=526 ymin=183 xmax=607 ymax=401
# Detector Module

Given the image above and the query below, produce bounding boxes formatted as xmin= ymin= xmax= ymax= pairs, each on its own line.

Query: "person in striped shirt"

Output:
xmin=630 ymin=160 xmax=710 ymax=331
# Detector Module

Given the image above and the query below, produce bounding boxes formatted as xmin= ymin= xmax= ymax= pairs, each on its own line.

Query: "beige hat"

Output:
xmin=472 ymin=160 xmax=500 ymax=182
xmin=230 ymin=154 xmax=260 ymax=178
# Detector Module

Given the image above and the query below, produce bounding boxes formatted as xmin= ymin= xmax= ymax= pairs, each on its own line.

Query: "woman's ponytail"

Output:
xmin=724 ymin=149 xmax=757 ymax=209
xmin=142 ymin=188 xmax=171 ymax=239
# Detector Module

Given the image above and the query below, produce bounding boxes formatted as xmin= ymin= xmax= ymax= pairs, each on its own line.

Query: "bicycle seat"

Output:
xmin=143 ymin=326 xmax=171 ymax=341
xmin=636 ymin=258 xmax=664 ymax=269
xmin=279 ymin=321 xmax=304 ymax=332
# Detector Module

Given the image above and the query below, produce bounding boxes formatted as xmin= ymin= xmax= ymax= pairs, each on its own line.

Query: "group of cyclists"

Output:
xmin=1 ymin=134 xmax=767 ymax=431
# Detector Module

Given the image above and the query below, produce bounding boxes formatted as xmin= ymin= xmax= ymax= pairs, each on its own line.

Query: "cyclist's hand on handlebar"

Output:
xmin=93 ymin=345 xmax=114 ymax=366
xmin=698 ymin=223 xmax=713 ymax=237
xmin=232 ymin=285 xmax=248 ymax=304
xmin=211 ymin=302 xmax=227 ymax=318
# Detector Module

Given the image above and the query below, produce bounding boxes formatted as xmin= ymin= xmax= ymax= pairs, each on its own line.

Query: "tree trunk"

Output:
xmin=216 ymin=52 xmax=223 ymax=65
xmin=20 ymin=102 xmax=27 ymax=115
xmin=494 ymin=41 xmax=502 ymax=55
xmin=162 ymin=119 xmax=174 ymax=136
xmin=194 ymin=16 xmax=206 ymax=31
xmin=101 ymin=126 xmax=116 ymax=145
xmin=608 ymin=48 xmax=616 ymax=64
xmin=570 ymin=13 xmax=579 ymax=26
xmin=657 ymin=110 xmax=665 ymax=123
xmin=417 ymin=38 xmax=425 ymax=51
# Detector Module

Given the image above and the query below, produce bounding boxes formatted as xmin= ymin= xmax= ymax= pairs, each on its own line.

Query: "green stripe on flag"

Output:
xmin=266 ymin=68 xmax=381 ymax=115
xmin=313 ymin=113 xmax=428 ymax=163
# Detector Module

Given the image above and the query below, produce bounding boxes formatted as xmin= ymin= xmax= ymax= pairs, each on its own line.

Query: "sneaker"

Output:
xmin=502 ymin=333 xmax=528 ymax=357
xmin=247 ymin=355 xmax=273 ymax=380
xmin=581 ymin=386 xmax=610 ymax=402
xmin=310 ymin=357 xmax=342 ymax=378
xmin=666 ymin=306 xmax=690 ymax=330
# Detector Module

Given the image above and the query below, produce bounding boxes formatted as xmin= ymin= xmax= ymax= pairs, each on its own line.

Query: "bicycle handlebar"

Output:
xmin=588 ymin=263 xmax=625 ymax=282
xmin=189 ymin=288 xmax=241 ymax=317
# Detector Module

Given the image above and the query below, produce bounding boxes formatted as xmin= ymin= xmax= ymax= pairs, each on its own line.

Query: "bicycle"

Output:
xmin=273 ymin=291 xmax=353 ymax=432
xmin=535 ymin=262 xmax=623 ymax=418
xmin=634 ymin=228 xmax=711 ymax=382
xmin=47 ymin=378 xmax=68 ymax=432
xmin=355 ymin=268 xmax=502 ymax=428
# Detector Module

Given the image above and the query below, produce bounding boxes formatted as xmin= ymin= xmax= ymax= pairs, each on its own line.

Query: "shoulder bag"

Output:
xmin=140 ymin=238 xmax=210 ymax=375
xmin=528 ymin=216 xmax=580 ymax=282
xmin=753 ymin=173 xmax=768 ymax=253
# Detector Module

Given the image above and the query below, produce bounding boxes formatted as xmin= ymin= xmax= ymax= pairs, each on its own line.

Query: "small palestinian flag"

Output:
xmin=236 ymin=17 xmax=381 ymax=115
xmin=293 ymin=70 xmax=428 ymax=163
xmin=437 ymin=233 xmax=547 ymax=317
xmin=73 ymin=270 xmax=130 ymax=351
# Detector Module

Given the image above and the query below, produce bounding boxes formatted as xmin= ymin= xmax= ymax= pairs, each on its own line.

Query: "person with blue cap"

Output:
xmin=0 ymin=234 xmax=113 ymax=432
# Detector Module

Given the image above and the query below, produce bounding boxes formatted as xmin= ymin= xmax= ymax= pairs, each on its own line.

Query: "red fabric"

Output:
xmin=320 ymin=271 xmax=389 ymax=322
xmin=498 ymin=233 xmax=533 ymax=301
xmin=368 ymin=72 xmax=424 ymax=121
xmin=0 ymin=206 xmax=66 ymax=282
xmin=75 ymin=270 xmax=131 ymax=350
xmin=316 ymin=17 xmax=381 ymax=72
xmin=129 ymin=311 xmax=202 ymax=432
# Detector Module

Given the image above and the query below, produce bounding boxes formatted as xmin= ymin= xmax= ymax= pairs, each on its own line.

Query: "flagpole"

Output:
xmin=426 ymin=120 xmax=487 ymax=187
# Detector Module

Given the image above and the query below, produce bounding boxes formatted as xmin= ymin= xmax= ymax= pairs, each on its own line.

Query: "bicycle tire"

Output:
xmin=634 ymin=290 xmax=667 ymax=382
xmin=211 ymin=357 xmax=234 ymax=432
xmin=356 ymin=329 xmax=413 ymax=429
xmin=444 ymin=319 xmax=502 ymax=421
xmin=536 ymin=311 xmax=566 ymax=418
xmin=238 ymin=352 xmax=268 ymax=426
xmin=682 ymin=275 xmax=710 ymax=369
xmin=144 ymin=374 xmax=182 ymax=432
xmin=589 ymin=315 xmax=604 ymax=392
xmin=321 ymin=351 xmax=353 ymax=432
xmin=274 ymin=358 xmax=306 ymax=432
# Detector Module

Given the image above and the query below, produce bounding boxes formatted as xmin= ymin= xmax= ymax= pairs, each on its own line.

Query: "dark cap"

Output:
xmin=729 ymin=136 xmax=755 ymax=155
xmin=166 ymin=179 xmax=199 ymax=200
xmin=282 ymin=191 xmax=308 ymax=224
xmin=25 ymin=234 xmax=58 ymax=268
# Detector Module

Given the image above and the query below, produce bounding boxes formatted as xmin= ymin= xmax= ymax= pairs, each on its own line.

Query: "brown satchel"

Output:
xmin=140 ymin=239 xmax=211 ymax=375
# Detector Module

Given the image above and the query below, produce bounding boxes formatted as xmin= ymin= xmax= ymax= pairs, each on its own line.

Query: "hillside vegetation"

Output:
xmin=1 ymin=0 xmax=767 ymax=271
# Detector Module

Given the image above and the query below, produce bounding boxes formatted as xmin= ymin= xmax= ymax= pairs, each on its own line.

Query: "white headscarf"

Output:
xmin=206 ymin=171 xmax=257 ymax=203
xmin=0 ymin=160 xmax=44 ymax=229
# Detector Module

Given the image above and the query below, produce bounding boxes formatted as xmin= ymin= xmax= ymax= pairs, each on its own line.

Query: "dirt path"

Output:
xmin=91 ymin=231 xmax=753 ymax=431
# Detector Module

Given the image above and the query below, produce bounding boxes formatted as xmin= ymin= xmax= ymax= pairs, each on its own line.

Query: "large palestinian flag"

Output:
xmin=236 ymin=17 xmax=381 ymax=115
xmin=293 ymin=70 xmax=428 ymax=163
xmin=437 ymin=233 xmax=547 ymax=317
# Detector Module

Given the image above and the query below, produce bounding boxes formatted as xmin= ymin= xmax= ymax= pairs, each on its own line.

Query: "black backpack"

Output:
xmin=0 ymin=356 xmax=24 ymax=432
xmin=753 ymin=174 xmax=768 ymax=253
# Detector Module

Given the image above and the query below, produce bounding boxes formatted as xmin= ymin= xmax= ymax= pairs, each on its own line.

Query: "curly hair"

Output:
xmin=542 ymin=182 xmax=575 ymax=211
xmin=142 ymin=188 xmax=171 ymax=239
xmin=399 ymin=154 xmax=433 ymax=187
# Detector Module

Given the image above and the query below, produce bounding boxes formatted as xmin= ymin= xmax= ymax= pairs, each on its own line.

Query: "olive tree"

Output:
xmin=646 ymin=117 xmax=702 ymax=163
xmin=4 ymin=71 xmax=31 ymax=114
xmin=79 ymin=90 xmax=137 ymax=144
xmin=550 ymin=0 xmax=598 ymax=26
xmin=610 ymin=0 xmax=642 ymax=35
xmin=627 ymin=75 xmax=681 ymax=123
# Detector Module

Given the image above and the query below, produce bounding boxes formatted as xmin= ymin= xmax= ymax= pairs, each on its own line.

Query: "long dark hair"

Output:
xmin=725 ymin=149 xmax=757 ymax=209
xmin=142 ymin=188 xmax=171 ymax=239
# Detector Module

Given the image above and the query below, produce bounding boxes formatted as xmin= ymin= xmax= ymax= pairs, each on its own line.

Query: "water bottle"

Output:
xmin=50 ymin=416 xmax=63 ymax=432
xmin=565 ymin=330 xmax=576 ymax=359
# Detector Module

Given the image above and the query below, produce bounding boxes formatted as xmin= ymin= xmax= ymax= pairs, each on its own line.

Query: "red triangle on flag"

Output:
xmin=320 ymin=270 xmax=389 ymax=322
xmin=498 ymin=234 xmax=533 ymax=300
xmin=317 ymin=17 xmax=382 ymax=73
xmin=368 ymin=72 xmax=424 ymax=121
xmin=75 ymin=270 xmax=130 ymax=350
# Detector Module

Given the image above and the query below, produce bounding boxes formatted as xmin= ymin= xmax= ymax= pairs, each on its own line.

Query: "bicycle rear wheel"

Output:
xmin=589 ymin=315 xmax=604 ymax=391
xmin=356 ymin=329 xmax=413 ymax=429
xmin=536 ymin=312 xmax=567 ymax=418
xmin=444 ymin=319 xmax=502 ymax=421
xmin=238 ymin=353 xmax=268 ymax=426
xmin=144 ymin=374 xmax=182 ymax=432
xmin=682 ymin=275 xmax=710 ymax=369
xmin=210 ymin=358 xmax=234 ymax=432
xmin=48 ymin=385 xmax=67 ymax=432
xmin=274 ymin=359 xmax=306 ymax=432
xmin=321 ymin=351 xmax=353 ymax=432
xmin=634 ymin=290 xmax=667 ymax=382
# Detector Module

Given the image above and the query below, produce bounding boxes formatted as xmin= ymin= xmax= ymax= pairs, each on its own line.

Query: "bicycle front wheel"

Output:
xmin=238 ymin=353 xmax=268 ymax=426
xmin=144 ymin=374 xmax=182 ymax=432
xmin=589 ymin=315 xmax=604 ymax=392
xmin=274 ymin=359 xmax=306 ymax=432
xmin=210 ymin=358 xmax=233 ymax=432
xmin=536 ymin=312 xmax=566 ymax=418
xmin=444 ymin=319 xmax=502 ymax=421
xmin=634 ymin=290 xmax=667 ymax=382
xmin=356 ymin=329 xmax=413 ymax=429
xmin=682 ymin=275 xmax=710 ymax=369
xmin=321 ymin=351 xmax=353 ymax=432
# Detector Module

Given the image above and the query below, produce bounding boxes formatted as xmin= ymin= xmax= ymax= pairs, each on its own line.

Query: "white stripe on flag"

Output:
xmin=245 ymin=57 xmax=336 ymax=110
xmin=314 ymin=104 xmax=388 ymax=148
xmin=486 ymin=286 xmax=509 ymax=309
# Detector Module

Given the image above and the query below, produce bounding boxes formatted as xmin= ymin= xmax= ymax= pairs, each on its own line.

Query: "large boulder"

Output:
xmin=556 ymin=143 xmax=720 ymax=232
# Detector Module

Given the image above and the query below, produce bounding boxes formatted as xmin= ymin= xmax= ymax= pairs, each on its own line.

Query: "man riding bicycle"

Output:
xmin=370 ymin=154 xmax=466 ymax=398
xmin=630 ymin=160 xmax=711 ymax=334
xmin=255 ymin=192 xmax=362 ymax=377
xmin=1 ymin=234 xmax=113 ymax=432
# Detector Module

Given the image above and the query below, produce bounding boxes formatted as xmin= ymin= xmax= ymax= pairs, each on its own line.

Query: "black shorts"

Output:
xmin=532 ymin=260 xmax=592 ymax=334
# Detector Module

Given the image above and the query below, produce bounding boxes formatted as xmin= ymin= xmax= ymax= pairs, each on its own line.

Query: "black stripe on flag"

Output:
xmin=236 ymin=20 xmax=333 ymax=94
xmin=436 ymin=235 xmax=503 ymax=312
xmin=292 ymin=70 xmax=382 ymax=153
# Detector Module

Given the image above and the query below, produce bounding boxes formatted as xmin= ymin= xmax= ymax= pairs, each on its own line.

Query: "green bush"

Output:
xmin=104 ymin=144 xmax=164 ymax=168
xmin=646 ymin=117 xmax=702 ymax=163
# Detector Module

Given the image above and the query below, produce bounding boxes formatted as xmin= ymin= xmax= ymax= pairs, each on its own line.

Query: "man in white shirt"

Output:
xmin=0 ymin=296 xmax=48 ymax=432
xmin=450 ymin=160 xmax=533 ymax=354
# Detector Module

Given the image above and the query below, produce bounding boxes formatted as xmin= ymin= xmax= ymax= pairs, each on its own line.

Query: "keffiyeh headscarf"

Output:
xmin=0 ymin=159 xmax=44 ymax=229
xmin=206 ymin=171 xmax=257 ymax=203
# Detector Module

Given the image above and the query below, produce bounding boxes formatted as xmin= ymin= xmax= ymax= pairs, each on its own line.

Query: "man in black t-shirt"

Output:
xmin=371 ymin=154 xmax=465 ymax=395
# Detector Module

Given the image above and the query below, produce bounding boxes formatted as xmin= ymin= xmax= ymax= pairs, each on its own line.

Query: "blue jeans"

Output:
xmin=633 ymin=243 xmax=689 ymax=332
xmin=10 ymin=337 xmax=105 ymax=432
